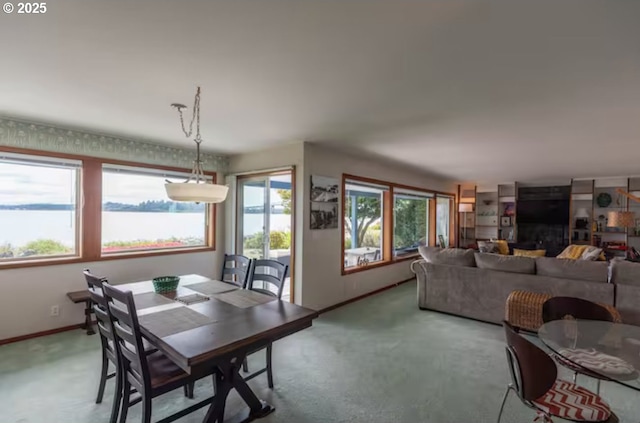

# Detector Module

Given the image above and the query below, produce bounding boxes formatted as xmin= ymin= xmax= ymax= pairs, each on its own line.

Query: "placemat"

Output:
xmin=214 ymin=290 xmax=277 ymax=309
xmin=133 ymin=292 xmax=174 ymax=310
xmin=184 ymin=280 xmax=238 ymax=296
xmin=139 ymin=306 xmax=216 ymax=338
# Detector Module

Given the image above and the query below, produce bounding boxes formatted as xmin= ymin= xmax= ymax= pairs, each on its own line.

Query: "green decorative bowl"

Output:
xmin=152 ymin=276 xmax=180 ymax=293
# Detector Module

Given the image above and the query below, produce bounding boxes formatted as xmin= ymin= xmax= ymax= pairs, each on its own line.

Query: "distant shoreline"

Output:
xmin=0 ymin=201 xmax=205 ymax=212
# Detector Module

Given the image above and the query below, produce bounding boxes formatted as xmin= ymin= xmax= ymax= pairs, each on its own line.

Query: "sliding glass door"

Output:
xmin=237 ymin=171 xmax=293 ymax=301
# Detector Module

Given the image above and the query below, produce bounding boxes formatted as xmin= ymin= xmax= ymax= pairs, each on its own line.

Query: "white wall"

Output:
xmin=301 ymin=143 xmax=456 ymax=310
xmin=227 ymin=143 xmax=305 ymax=304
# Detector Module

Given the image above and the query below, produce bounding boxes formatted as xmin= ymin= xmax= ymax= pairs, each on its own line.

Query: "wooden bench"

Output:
xmin=66 ymin=290 xmax=95 ymax=335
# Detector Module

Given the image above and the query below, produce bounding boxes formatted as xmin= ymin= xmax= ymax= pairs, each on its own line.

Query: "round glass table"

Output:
xmin=539 ymin=320 xmax=640 ymax=391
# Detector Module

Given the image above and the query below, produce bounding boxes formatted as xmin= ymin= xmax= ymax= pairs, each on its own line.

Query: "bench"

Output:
xmin=66 ymin=290 xmax=95 ymax=335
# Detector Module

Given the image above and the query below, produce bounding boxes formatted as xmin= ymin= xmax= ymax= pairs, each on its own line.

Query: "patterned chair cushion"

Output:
xmin=557 ymin=348 xmax=636 ymax=377
xmin=533 ymin=379 xmax=611 ymax=422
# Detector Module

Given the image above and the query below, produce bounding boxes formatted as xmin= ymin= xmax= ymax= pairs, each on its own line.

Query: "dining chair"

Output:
xmin=84 ymin=271 xmax=123 ymax=423
xmin=243 ymin=259 xmax=289 ymax=388
xmin=497 ymin=321 xmax=615 ymax=423
xmin=220 ymin=254 xmax=252 ymax=288
xmin=102 ymin=283 xmax=215 ymax=423
xmin=542 ymin=296 xmax=615 ymax=395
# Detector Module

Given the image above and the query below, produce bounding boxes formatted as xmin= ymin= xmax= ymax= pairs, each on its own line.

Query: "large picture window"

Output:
xmin=394 ymin=189 xmax=432 ymax=257
xmin=101 ymin=165 xmax=209 ymax=254
xmin=343 ymin=179 xmax=388 ymax=269
xmin=342 ymin=173 xmax=457 ymax=274
xmin=0 ymin=152 xmax=80 ymax=262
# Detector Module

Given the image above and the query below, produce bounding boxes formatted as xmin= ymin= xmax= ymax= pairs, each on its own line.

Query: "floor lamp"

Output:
xmin=459 ymin=203 xmax=474 ymax=246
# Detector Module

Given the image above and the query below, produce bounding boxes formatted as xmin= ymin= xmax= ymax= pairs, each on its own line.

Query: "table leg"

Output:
xmin=203 ymin=356 xmax=274 ymax=423
xmin=83 ymin=300 xmax=95 ymax=335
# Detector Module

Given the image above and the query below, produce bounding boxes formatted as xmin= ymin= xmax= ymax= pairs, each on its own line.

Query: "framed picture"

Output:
xmin=501 ymin=216 xmax=512 ymax=226
xmin=310 ymin=201 xmax=339 ymax=230
xmin=310 ymin=175 xmax=339 ymax=202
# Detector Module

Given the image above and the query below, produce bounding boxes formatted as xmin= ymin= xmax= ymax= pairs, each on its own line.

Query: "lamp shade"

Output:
xmin=165 ymin=182 xmax=229 ymax=203
xmin=458 ymin=203 xmax=473 ymax=213
xmin=574 ymin=208 xmax=590 ymax=218
xmin=607 ymin=211 xmax=635 ymax=228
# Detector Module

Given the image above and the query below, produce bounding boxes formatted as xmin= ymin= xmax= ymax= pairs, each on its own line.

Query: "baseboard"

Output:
xmin=0 ymin=322 xmax=90 ymax=346
xmin=319 ymin=277 xmax=415 ymax=314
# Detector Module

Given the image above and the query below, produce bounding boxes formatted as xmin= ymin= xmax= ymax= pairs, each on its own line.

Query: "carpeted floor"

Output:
xmin=1 ymin=280 xmax=638 ymax=422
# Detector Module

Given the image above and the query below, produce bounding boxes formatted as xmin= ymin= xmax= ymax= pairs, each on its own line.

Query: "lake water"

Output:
xmin=0 ymin=210 xmax=291 ymax=248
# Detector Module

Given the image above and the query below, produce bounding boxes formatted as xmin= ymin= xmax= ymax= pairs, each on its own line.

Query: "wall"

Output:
xmin=227 ymin=143 xmax=305 ymax=304
xmin=301 ymin=143 xmax=456 ymax=310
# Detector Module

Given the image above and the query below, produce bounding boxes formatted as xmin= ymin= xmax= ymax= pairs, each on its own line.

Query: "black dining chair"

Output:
xmin=220 ymin=254 xmax=252 ymax=288
xmin=542 ymin=296 xmax=615 ymax=395
xmin=243 ymin=259 xmax=288 ymax=388
xmin=101 ymin=283 xmax=215 ymax=423
xmin=84 ymin=271 xmax=123 ymax=423
xmin=497 ymin=321 xmax=615 ymax=423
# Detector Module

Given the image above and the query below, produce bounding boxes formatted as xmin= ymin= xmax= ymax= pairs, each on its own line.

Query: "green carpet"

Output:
xmin=0 ymin=281 xmax=637 ymax=422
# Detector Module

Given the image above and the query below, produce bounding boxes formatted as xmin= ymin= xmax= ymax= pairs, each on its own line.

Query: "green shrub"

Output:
xmin=20 ymin=239 xmax=71 ymax=255
xmin=362 ymin=229 xmax=381 ymax=248
xmin=243 ymin=231 xmax=291 ymax=251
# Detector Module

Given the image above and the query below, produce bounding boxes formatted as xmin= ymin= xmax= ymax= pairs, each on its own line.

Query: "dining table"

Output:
xmin=118 ymin=274 xmax=318 ymax=423
xmin=539 ymin=319 xmax=640 ymax=393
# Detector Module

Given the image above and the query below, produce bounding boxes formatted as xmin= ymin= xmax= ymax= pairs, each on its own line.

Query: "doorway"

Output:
xmin=236 ymin=170 xmax=294 ymax=302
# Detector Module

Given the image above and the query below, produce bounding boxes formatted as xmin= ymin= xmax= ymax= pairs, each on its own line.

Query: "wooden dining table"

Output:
xmin=118 ymin=274 xmax=318 ymax=423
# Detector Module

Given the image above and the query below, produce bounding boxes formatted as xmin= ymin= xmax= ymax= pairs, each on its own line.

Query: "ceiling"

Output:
xmin=2 ymin=1 xmax=640 ymax=185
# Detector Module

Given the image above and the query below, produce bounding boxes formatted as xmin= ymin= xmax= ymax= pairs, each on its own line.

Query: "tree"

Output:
xmin=276 ymin=189 xmax=292 ymax=214
xmin=394 ymin=199 xmax=427 ymax=249
xmin=344 ymin=196 xmax=381 ymax=248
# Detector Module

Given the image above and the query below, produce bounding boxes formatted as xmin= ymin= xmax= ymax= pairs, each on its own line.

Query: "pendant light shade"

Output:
xmin=165 ymin=86 xmax=228 ymax=203
xmin=165 ymin=182 xmax=228 ymax=203
xmin=607 ymin=211 xmax=635 ymax=228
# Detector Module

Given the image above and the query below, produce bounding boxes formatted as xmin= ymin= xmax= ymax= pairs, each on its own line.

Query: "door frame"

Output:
xmin=235 ymin=167 xmax=295 ymax=302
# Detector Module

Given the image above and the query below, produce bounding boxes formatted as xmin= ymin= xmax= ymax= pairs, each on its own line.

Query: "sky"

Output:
xmin=0 ymin=162 xmax=292 ymax=206
xmin=0 ymin=162 xmax=192 ymax=205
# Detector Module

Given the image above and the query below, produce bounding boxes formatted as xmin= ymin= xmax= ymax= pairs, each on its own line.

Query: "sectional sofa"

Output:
xmin=411 ymin=247 xmax=640 ymax=327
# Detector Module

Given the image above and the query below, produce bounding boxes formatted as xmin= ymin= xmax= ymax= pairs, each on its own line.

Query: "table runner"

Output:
xmin=214 ymin=290 xmax=277 ymax=309
xmin=138 ymin=306 xmax=216 ymax=338
xmin=184 ymin=280 xmax=238 ymax=296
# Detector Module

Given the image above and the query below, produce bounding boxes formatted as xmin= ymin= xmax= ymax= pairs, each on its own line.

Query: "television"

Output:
xmin=517 ymin=199 xmax=569 ymax=225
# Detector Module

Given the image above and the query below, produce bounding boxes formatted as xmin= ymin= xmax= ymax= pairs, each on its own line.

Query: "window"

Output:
xmin=343 ymin=179 xmax=389 ymax=269
xmin=436 ymin=195 xmax=454 ymax=247
xmin=394 ymin=189 xmax=432 ymax=256
xmin=0 ymin=152 xmax=80 ymax=262
xmin=341 ymin=173 xmax=457 ymax=274
xmin=101 ymin=165 xmax=210 ymax=254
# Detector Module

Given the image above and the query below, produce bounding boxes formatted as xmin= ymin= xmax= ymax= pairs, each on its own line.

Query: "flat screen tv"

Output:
xmin=517 ymin=200 xmax=569 ymax=225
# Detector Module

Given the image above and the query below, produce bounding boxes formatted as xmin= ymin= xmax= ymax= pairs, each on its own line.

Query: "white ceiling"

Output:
xmin=2 ymin=1 xmax=640 ymax=185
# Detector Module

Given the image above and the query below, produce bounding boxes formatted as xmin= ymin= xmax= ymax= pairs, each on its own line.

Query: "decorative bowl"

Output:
xmin=596 ymin=193 xmax=612 ymax=208
xmin=152 ymin=276 xmax=180 ymax=293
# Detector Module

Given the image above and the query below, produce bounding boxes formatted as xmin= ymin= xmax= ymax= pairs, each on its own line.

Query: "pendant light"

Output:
xmin=165 ymin=86 xmax=228 ymax=203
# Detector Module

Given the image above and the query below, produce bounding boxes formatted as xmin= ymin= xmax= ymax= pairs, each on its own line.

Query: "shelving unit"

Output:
xmin=475 ymin=191 xmax=498 ymax=240
xmin=498 ymin=184 xmax=516 ymax=242
xmin=592 ymin=178 xmax=627 ymax=258
xmin=569 ymin=179 xmax=593 ymax=246
xmin=627 ymin=177 xmax=640 ymax=253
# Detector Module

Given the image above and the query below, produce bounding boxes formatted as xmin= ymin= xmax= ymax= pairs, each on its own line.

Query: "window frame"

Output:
xmin=0 ymin=146 xmax=217 ymax=270
xmin=341 ymin=173 xmax=456 ymax=275
xmin=393 ymin=188 xmax=433 ymax=258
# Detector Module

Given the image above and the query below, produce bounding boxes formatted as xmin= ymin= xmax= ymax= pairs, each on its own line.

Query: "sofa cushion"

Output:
xmin=513 ymin=248 xmax=546 ymax=258
xmin=610 ymin=259 xmax=640 ymax=287
xmin=474 ymin=252 xmax=535 ymax=274
xmin=418 ymin=246 xmax=476 ymax=267
xmin=535 ymin=257 xmax=609 ymax=283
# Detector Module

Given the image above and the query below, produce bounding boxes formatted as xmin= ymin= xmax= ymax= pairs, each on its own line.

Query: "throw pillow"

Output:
xmin=477 ymin=240 xmax=499 ymax=254
xmin=581 ymin=246 xmax=604 ymax=261
xmin=513 ymin=248 xmax=546 ymax=257
xmin=557 ymin=244 xmax=589 ymax=260
xmin=494 ymin=240 xmax=510 ymax=255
